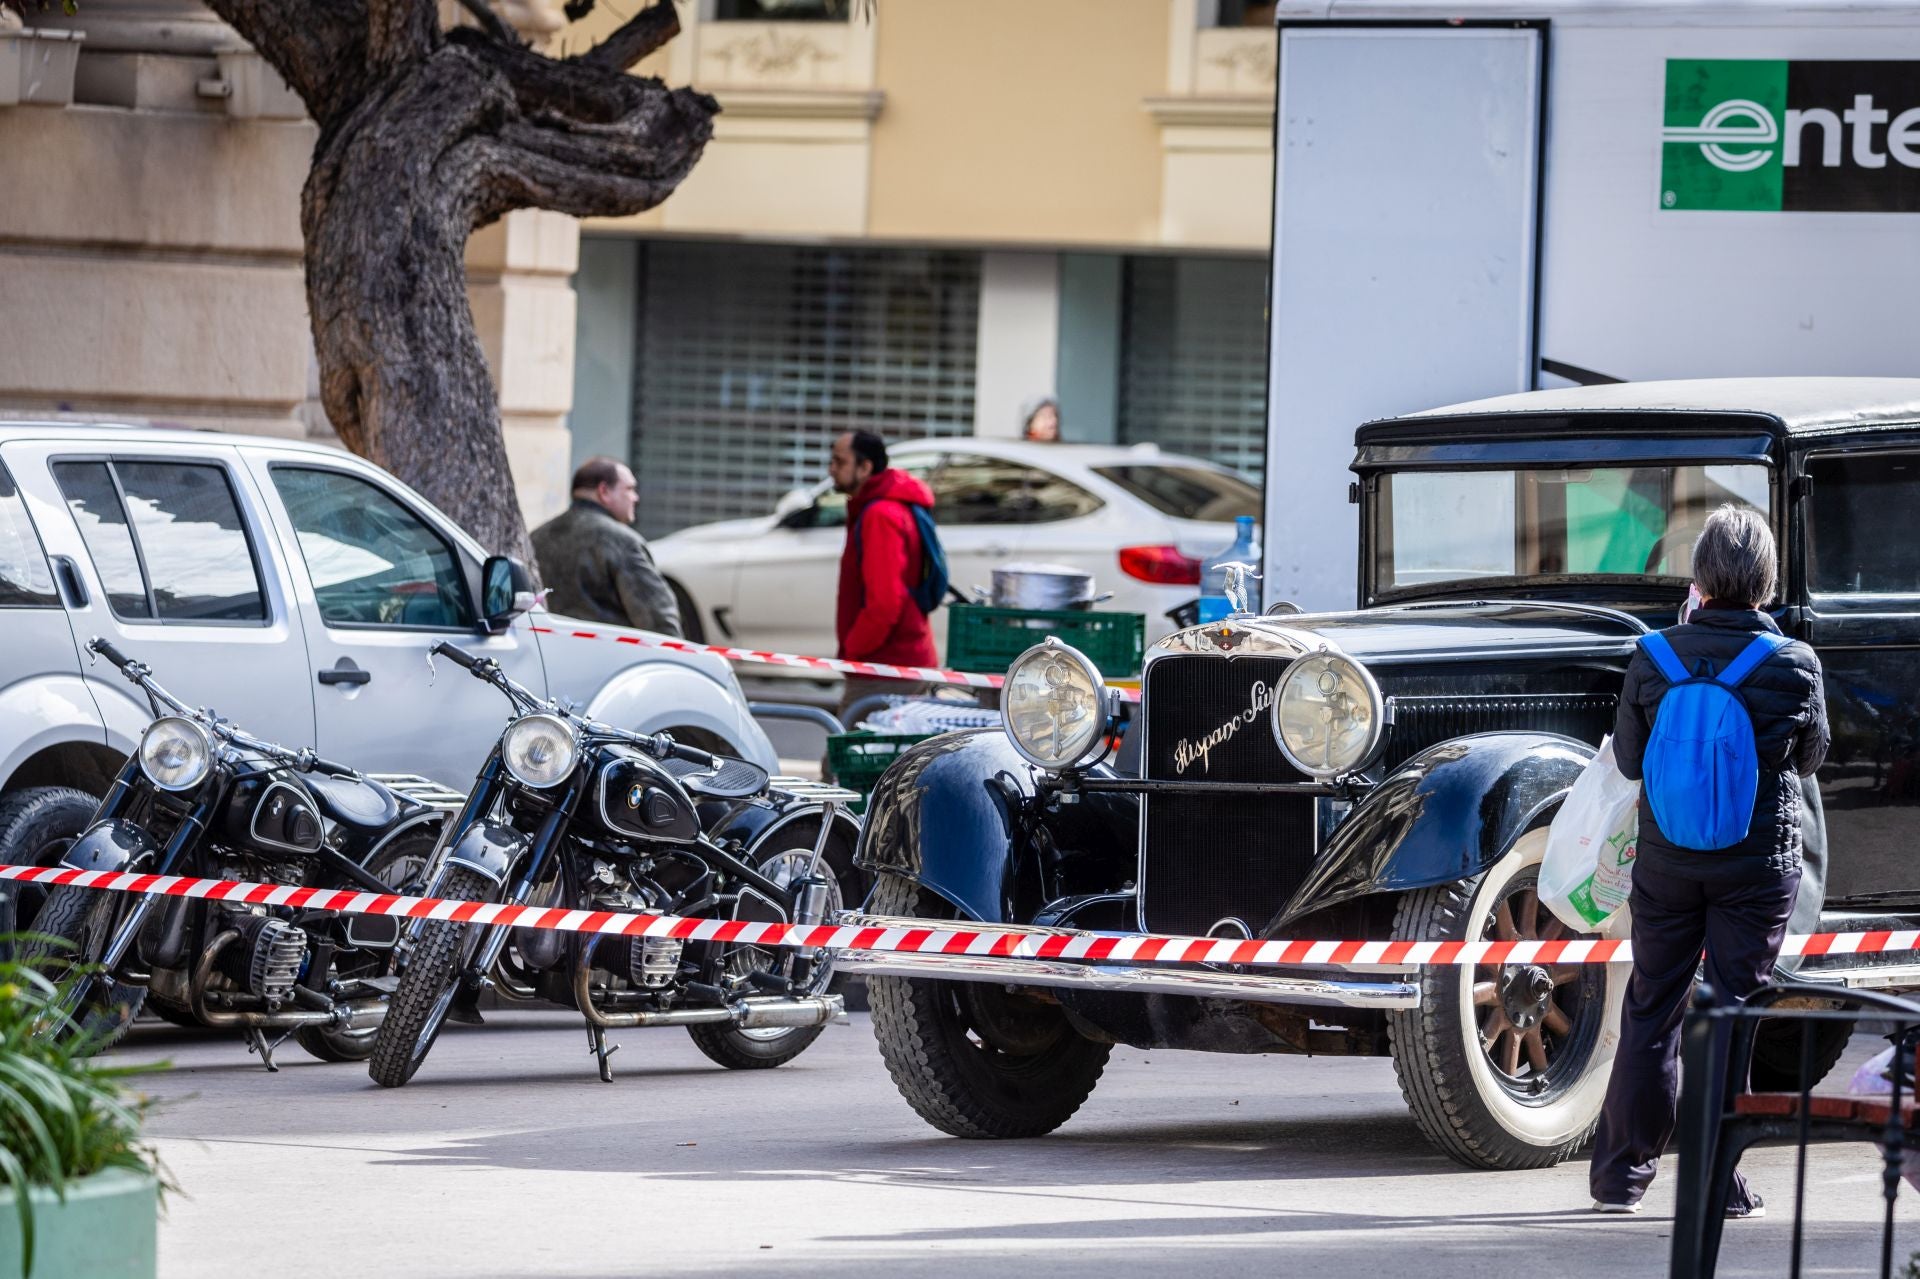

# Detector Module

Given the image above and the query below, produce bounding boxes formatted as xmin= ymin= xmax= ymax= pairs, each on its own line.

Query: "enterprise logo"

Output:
xmin=1661 ymin=60 xmax=1920 ymax=212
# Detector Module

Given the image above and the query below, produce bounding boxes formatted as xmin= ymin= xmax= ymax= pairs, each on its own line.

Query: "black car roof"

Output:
xmin=1357 ymin=377 xmax=1920 ymax=444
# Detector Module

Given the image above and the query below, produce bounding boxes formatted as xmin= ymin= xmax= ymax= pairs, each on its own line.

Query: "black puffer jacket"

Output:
xmin=1612 ymin=604 xmax=1829 ymax=883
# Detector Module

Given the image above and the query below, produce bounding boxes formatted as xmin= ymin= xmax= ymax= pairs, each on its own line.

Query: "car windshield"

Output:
xmin=1375 ymin=463 xmax=1772 ymax=594
xmin=1091 ymin=465 xmax=1259 ymax=521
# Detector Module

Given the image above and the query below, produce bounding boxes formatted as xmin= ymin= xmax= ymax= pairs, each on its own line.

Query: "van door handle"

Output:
xmin=317 ymin=661 xmax=371 ymax=687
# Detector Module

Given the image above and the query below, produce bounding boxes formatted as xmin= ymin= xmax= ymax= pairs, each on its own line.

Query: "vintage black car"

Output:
xmin=839 ymin=378 xmax=1920 ymax=1170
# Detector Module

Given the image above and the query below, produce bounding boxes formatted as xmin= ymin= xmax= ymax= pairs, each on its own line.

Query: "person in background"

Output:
xmin=1589 ymin=504 xmax=1828 ymax=1220
xmin=830 ymin=430 xmax=934 ymax=726
xmin=530 ymin=456 xmax=682 ymax=636
xmin=1020 ymin=396 xmax=1061 ymax=443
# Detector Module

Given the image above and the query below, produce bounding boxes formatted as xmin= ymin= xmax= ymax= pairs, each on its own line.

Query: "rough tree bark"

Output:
xmin=195 ymin=0 xmax=716 ymax=561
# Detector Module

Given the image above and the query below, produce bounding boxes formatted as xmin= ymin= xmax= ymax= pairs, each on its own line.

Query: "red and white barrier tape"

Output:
xmin=528 ymin=623 xmax=1143 ymax=703
xmin=3 ymin=863 xmax=1912 ymax=970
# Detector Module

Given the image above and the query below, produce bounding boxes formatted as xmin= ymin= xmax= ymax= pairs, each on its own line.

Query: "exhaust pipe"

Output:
xmin=571 ymin=945 xmax=843 ymax=1029
xmin=189 ymin=930 xmax=390 ymax=1031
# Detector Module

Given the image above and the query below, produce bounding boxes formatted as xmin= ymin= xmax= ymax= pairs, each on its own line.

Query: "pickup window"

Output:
xmin=0 ymin=462 xmax=56 ymax=608
xmin=53 ymin=460 xmax=267 ymax=623
xmin=269 ymin=466 xmax=475 ymax=630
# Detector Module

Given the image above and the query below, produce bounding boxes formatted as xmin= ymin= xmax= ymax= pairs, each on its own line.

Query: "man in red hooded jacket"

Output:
xmin=830 ymin=430 xmax=936 ymax=724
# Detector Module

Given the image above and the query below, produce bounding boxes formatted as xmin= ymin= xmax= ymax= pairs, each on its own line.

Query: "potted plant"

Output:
xmin=0 ymin=933 xmax=164 ymax=1279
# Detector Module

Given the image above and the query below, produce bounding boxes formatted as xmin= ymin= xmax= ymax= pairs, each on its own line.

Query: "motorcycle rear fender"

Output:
xmin=442 ymin=820 xmax=527 ymax=888
xmin=1271 ymin=731 xmax=1595 ymax=933
xmin=61 ymin=819 xmax=161 ymax=875
xmin=707 ymin=802 xmax=862 ymax=866
xmin=854 ymin=729 xmax=1139 ymax=924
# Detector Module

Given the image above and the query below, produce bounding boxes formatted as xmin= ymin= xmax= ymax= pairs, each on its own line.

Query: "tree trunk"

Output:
xmin=200 ymin=0 xmax=715 ymax=564
xmin=302 ymin=49 xmax=533 ymax=560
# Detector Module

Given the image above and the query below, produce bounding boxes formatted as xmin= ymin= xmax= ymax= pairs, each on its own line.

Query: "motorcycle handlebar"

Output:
xmin=89 ymin=637 xmax=134 ymax=671
xmin=306 ymin=755 xmax=357 ymax=779
xmin=431 ymin=641 xmax=482 ymax=671
xmin=653 ymin=735 xmax=718 ymax=769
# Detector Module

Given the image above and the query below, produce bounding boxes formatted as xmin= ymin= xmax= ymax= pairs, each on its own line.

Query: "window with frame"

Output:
xmin=271 ymin=467 xmax=475 ymax=630
xmin=0 ymin=463 xmax=57 ymax=608
xmin=932 ymin=456 xmax=1103 ymax=527
xmin=1806 ymin=451 xmax=1920 ymax=608
xmin=53 ymin=460 xmax=267 ymax=623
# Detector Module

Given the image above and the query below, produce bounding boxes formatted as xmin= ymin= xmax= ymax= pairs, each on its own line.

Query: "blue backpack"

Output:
xmin=1637 ymin=630 xmax=1792 ymax=851
xmin=852 ymin=500 xmax=950 ymax=615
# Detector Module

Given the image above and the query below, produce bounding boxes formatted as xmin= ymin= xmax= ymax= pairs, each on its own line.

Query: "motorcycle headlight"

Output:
xmin=1003 ymin=640 xmax=1109 ymax=772
xmin=501 ymin=713 xmax=578 ymax=789
xmin=138 ymin=716 xmax=214 ymax=792
xmin=1270 ymin=651 xmax=1383 ymax=779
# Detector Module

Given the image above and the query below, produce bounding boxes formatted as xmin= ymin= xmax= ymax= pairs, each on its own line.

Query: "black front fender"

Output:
xmin=854 ymin=729 xmax=1139 ymax=924
xmin=62 ymin=819 xmax=162 ymax=875
xmin=1272 ymin=731 xmax=1594 ymax=932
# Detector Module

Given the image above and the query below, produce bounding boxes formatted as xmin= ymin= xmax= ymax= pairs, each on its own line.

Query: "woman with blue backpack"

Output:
xmin=1590 ymin=504 xmax=1829 ymax=1219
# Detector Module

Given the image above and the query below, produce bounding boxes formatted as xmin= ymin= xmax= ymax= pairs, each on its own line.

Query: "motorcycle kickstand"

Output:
xmin=585 ymin=1021 xmax=619 ymax=1083
xmin=243 ymin=1027 xmax=294 ymax=1072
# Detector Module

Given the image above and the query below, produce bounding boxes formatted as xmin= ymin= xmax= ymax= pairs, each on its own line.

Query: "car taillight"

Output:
xmin=1118 ymin=545 xmax=1202 ymax=585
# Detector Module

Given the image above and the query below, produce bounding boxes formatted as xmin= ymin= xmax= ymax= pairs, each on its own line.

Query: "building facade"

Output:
xmin=568 ymin=0 xmax=1279 ymax=537
xmin=0 ymin=0 xmax=1278 ymax=537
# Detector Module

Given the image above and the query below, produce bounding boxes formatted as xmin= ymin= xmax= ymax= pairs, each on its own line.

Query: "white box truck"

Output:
xmin=1265 ymin=0 xmax=1920 ymax=608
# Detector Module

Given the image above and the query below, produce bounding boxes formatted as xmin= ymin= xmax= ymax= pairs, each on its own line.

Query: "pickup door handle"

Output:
xmin=317 ymin=662 xmax=372 ymax=687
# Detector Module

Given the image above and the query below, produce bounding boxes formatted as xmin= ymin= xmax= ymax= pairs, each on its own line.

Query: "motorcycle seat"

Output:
xmin=304 ymin=771 xmax=404 ymax=833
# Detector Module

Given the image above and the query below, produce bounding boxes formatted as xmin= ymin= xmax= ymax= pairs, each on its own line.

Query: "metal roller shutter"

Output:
xmin=630 ymin=241 xmax=981 ymax=539
xmin=1117 ymin=256 xmax=1270 ymax=482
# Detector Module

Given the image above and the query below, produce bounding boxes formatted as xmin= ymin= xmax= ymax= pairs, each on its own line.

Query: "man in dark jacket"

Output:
xmin=830 ymin=430 xmax=935 ymax=723
xmin=530 ymin=457 xmax=682 ymax=636
xmin=1590 ymin=504 xmax=1828 ymax=1218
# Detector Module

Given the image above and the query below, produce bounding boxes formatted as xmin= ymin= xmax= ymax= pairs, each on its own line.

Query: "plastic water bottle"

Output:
xmin=1198 ymin=516 xmax=1260 ymax=623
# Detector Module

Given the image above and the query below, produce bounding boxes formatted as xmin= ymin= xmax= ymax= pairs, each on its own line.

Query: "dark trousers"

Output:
xmin=1589 ymin=859 xmax=1800 ymax=1209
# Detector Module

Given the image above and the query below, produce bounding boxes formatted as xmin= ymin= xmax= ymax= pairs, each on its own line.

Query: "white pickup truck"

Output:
xmin=0 ymin=421 xmax=777 ymax=877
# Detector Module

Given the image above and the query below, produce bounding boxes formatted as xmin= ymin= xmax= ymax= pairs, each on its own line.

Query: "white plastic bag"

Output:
xmin=1541 ymin=736 xmax=1640 ymax=936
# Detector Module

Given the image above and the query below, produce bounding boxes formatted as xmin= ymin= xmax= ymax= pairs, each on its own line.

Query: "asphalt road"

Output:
xmin=117 ymin=1010 xmax=1906 ymax=1278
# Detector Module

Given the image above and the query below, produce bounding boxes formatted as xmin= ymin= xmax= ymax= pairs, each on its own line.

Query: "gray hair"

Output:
xmin=1691 ymin=504 xmax=1777 ymax=607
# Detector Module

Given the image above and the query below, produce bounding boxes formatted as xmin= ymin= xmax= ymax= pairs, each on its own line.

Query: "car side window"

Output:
xmin=1806 ymin=451 xmax=1920 ymax=609
xmin=0 ymin=462 xmax=57 ymax=608
xmin=53 ymin=460 xmax=267 ymax=623
xmin=271 ymin=466 xmax=476 ymax=630
xmin=932 ymin=455 xmax=1102 ymax=526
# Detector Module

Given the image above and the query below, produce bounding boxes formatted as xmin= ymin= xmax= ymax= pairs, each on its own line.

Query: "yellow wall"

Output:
xmin=866 ymin=0 xmax=1169 ymax=247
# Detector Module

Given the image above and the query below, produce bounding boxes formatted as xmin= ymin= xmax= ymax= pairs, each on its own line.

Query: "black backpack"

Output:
xmin=852 ymin=500 xmax=950 ymax=615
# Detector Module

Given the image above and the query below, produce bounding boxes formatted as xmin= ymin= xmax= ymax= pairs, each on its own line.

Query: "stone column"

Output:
xmin=466 ymin=210 xmax=581 ymax=531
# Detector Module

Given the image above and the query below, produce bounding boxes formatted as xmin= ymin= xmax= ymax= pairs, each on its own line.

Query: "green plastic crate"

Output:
xmin=826 ymin=732 xmax=933 ymax=811
xmin=946 ymin=604 xmax=1146 ymax=677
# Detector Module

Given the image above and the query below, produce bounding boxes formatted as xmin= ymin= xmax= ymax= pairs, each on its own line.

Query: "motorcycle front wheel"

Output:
xmin=21 ymin=886 xmax=148 ymax=1052
xmin=367 ymin=867 xmax=495 ymax=1088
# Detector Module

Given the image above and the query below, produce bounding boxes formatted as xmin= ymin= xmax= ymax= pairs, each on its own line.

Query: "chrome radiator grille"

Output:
xmin=1140 ymin=655 xmax=1314 ymax=938
xmin=1381 ymin=694 xmax=1616 ymax=771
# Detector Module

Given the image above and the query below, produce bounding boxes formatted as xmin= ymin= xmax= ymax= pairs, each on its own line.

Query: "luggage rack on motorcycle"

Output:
xmin=768 ymin=777 xmax=863 ymax=807
xmin=367 ymin=774 xmax=471 ymax=811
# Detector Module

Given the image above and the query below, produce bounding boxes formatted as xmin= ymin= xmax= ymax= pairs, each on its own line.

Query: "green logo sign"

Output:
xmin=1660 ymin=59 xmax=1920 ymax=212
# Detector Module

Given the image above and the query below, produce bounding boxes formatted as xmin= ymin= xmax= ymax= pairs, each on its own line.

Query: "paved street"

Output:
xmin=117 ymin=1008 xmax=1904 ymax=1278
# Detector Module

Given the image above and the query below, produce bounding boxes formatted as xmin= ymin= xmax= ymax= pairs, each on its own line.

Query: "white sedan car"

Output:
xmin=651 ymin=439 xmax=1259 ymax=664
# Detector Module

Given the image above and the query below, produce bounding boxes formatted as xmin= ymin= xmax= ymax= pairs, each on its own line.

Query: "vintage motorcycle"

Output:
xmin=25 ymin=639 xmax=454 ymax=1068
xmin=368 ymin=641 xmax=860 ymax=1087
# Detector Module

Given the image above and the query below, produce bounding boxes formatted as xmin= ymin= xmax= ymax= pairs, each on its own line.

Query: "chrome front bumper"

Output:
xmin=830 ymin=914 xmax=1421 ymax=1011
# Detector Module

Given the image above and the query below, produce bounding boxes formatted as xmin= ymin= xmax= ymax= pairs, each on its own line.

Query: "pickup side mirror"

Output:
xmin=481 ymin=555 xmax=538 ymax=633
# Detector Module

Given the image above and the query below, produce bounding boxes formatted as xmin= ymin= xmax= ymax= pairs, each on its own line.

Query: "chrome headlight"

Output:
xmin=1003 ymin=640 xmax=1109 ymax=772
xmin=138 ymin=716 xmax=213 ymax=792
xmin=501 ymin=713 xmax=578 ymax=789
xmin=1270 ymin=651 xmax=1382 ymax=779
